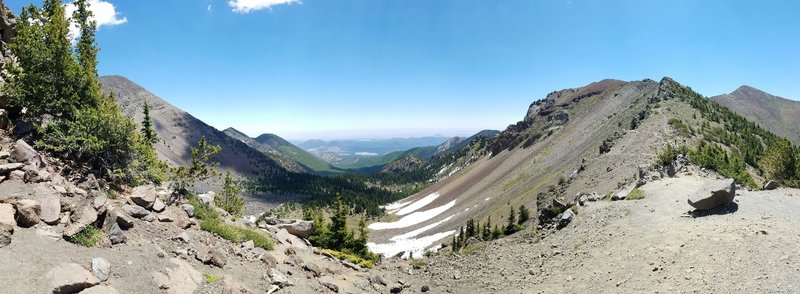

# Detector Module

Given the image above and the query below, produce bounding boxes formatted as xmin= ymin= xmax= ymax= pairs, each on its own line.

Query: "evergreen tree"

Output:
xmin=505 ymin=206 xmax=519 ymax=235
xmin=215 ymin=171 xmax=244 ymax=217
xmin=328 ymin=196 xmax=351 ymax=251
xmin=465 ymin=218 xmax=476 ymax=237
xmin=451 ymin=234 xmax=458 ymax=252
xmin=141 ymin=100 xmax=158 ymax=145
xmin=518 ymin=205 xmax=530 ymax=225
xmin=482 ymin=216 xmax=492 ymax=240
xmin=172 ymin=136 xmax=221 ymax=194
xmin=491 ymin=224 xmax=503 ymax=240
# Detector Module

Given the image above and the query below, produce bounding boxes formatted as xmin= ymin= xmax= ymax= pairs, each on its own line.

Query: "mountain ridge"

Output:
xmin=712 ymin=85 xmax=800 ymax=144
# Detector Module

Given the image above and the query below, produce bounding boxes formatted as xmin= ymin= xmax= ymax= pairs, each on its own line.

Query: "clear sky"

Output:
xmin=6 ymin=0 xmax=800 ymax=141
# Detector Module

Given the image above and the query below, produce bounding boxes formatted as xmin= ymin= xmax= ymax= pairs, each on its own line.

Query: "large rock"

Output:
xmin=122 ymin=204 xmax=151 ymax=219
xmin=558 ymin=209 xmax=574 ymax=229
xmin=180 ymin=204 xmax=195 ymax=217
xmin=45 ymin=263 xmax=101 ymax=294
xmin=688 ymin=179 xmax=736 ymax=211
xmin=108 ymin=223 xmax=126 ymax=245
xmin=39 ymin=188 xmax=61 ymax=225
xmin=130 ymin=185 xmax=157 ymax=209
xmin=64 ymin=205 xmax=98 ymax=237
xmin=10 ymin=139 xmax=38 ymax=165
xmin=207 ymin=247 xmax=228 ymax=268
xmin=268 ymin=268 xmax=293 ymax=287
xmin=14 ymin=199 xmax=40 ymax=227
xmin=0 ymin=203 xmax=16 ymax=232
xmin=198 ymin=192 xmax=215 ymax=205
xmin=90 ymin=257 xmax=111 ymax=282
xmin=276 ymin=220 xmax=315 ymax=239
xmin=151 ymin=197 xmax=166 ymax=212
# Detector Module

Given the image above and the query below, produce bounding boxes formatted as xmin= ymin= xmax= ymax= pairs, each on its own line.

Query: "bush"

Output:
xmin=200 ymin=219 xmax=274 ymax=250
xmin=215 ymin=171 xmax=244 ymax=217
xmin=321 ymin=248 xmax=375 ymax=268
xmin=409 ymin=259 xmax=428 ymax=268
xmin=65 ymin=225 xmax=102 ymax=247
xmin=203 ymin=272 xmax=221 ymax=284
xmin=307 ymin=197 xmax=378 ymax=264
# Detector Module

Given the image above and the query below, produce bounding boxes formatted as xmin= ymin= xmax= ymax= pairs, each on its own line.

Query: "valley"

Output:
xmin=0 ymin=0 xmax=798 ymax=293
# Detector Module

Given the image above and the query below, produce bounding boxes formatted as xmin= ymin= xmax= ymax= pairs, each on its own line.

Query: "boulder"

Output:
xmin=90 ymin=257 xmax=111 ymax=282
xmin=14 ymin=199 xmax=40 ymax=227
xmin=64 ymin=205 xmax=99 ymax=237
xmin=157 ymin=212 xmax=174 ymax=222
xmin=8 ymin=170 xmax=24 ymax=181
xmin=208 ymin=247 xmax=228 ymax=268
xmin=130 ymin=185 xmax=157 ymax=209
xmin=91 ymin=191 xmax=107 ymax=211
xmin=151 ymin=197 xmax=166 ymax=213
xmin=688 ymin=179 xmax=736 ymax=211
xmin=268 ymin=268 xmax=292 ymax=287
xmin=10 ymin=140 xmax=38 ymax=165
xmin=275 ymin=220 xmax=315 ymax=239
xmin=108 ymin=223 xmax=126 ymax=245
xmin=175 ymin=232 xmax=191 ymax=243
xmin=558 ymin=209 xmax=574 ymax=229
xmin=180 ymin=204 xmax=195 ymax=217
xmin=122 ymin=204 xmax=150 ymax=219
xmin=0 ymin=203 xmax=16 ymax=232
xmin=763 ymin=180 xmax=779 ymax=191
xmin=303 ymin=263 xmax=323 ymax=277
xmin=114 ymin=210 xmax=135 ymax=229
xmin=38 ymin=188 xmax=61 ymax=225
xmin=45 ymin=263 xmax=101 ymax=294
xmin=78 ymin=285 xmax=120 ymax=294
xmin=0 ymin=163 xmax=24 ymax=174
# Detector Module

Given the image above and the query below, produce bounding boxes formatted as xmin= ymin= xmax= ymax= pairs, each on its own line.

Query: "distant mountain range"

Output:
xmin=223 ymin=128 xmax=346 ymax=175
xmin=712 ymin=86 xmax=800 ymax=144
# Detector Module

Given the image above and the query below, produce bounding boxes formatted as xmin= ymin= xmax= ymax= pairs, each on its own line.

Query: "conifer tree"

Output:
xmin=215 ymin=171 xmax=244 ymax=217
xmin=141 ymin=100 xmax=158 ymax=145
xmin=505 ymin=206 xmax=518 ymax=234
xmin=518 ymin=205 xmax=530 ymax=225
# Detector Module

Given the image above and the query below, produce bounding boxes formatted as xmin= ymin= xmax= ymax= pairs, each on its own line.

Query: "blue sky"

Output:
xmin=6 ymin=0 xmax=800 ymax=140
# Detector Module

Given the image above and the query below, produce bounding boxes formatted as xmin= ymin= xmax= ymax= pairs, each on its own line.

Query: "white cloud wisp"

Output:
xmin=228 ymin=0 xmax=300 ymax=14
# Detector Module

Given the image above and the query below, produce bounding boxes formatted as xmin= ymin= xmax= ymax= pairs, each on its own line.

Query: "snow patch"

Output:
xmin=368 ymin=230 xmax=456 ymax=259
xmin=394 ymin=192 xmax=440 ymax=216
xmin=390 ymin=214 xmax=457 ymax=241
xmin=368 ymin=200 xmax=456 ymax=230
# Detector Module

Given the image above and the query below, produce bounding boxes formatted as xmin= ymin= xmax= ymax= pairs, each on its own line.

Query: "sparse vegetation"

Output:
xmin=307 ymin=197 xmax=378 ymax=265
xmin=203 ymin=272 xmax=221 ymax=284
xmin=188 ymin=194 xmax=274 ymax=250
xmin=65 ymin=225 xmax=102 ymax=247
xmin=321 ymin=248 xmax=376 ymax=268
xmin=172 ymin=137 xmax=221 ymax=195
xmin=668 ymin=118 xmax=693 ymax=137
xmin=409 ymin=258 xmax=428 ymax=268
xmin=626 ymin=188 xmax=646 ymax=200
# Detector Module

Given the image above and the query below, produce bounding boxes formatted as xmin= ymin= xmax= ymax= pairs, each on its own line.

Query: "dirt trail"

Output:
xmin=396 ymin=175 xmax=800 ymax=293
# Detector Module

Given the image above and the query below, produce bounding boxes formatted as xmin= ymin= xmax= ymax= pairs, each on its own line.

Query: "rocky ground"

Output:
xmin=384 ymin=171 xmax=800 ymax=293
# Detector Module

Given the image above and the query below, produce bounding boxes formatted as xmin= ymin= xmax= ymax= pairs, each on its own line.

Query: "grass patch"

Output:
xmin=322 ymin=248 xmax=375 ymax=268
xmin=203 ymin=272 xmax=221 ymax=284
xmin=409 ymin=259 xmax=428 ymax=268
xmin=569 ymin=205 xmax=579 ymax=215
xmin=65 ymin=225 xmax=102 ymax=247
xmin=459 ymin=245 xmax=481 ymax=255
xmin=200 ymin=219 xmax=274 ymax=250
xmin=626 ymin=188 xmax=646 ymax=200
xmin=188 ymin=194 xmax=274 ymax=250
xmin=502 ymin=173 xmax=528 ymax=192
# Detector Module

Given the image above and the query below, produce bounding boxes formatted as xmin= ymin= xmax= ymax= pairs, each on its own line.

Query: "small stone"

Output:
xmin=268 ymin=268 xmax=292 ymax=287
xmin=122 ymin=204 xmax=149 ymax=218
xmin=421 ymin=285 xmax=430 ymax=292
xmin=0 ymin=163 xmax=24 ymax=174
xmin=0 ymin=203 xmax=15 ymax=232
xmin=176 ymin=232 xmax=191 ymax=243
xmin=10 ymin=140 xmax=38 ymax=165
xmin=260 ymin=253 xmax=278 ymax=268
xmin=303 ymin=263 xmax=323 ymax=277
xmin=8 ymin=170 xmax=24 ymax=181
xmin=266 ymin=285 xmax=280 ymax=294
xmin=390 ymin=284 xmax=404 ymax=293
xmin=763 ymin=180 xmax=779 ymax=191
xmin=151 ymin=198 xmax=166 ymax=213
xmin=241 ymin=240 xmax=254 ymax=249
xmin=91 ymin=257 xmax=111 ymax=282
xmin=207 ymin=247 xmax=227 ymax=268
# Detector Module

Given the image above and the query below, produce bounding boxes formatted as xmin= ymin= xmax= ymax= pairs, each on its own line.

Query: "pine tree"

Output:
xmin=465 ymin=218 xmax=476 ymax=237
xmin=505 ymin=206 xmax=518 ymax=234
xmin=482 ymin=216 xmax=492 ymax=240
xmin=458 ymin=226 xmax=465 ymax=248
xmin=141 ymin=100 xmax=158 ymax=145
xmin=518 ymin=205 xmax=530 ymax=225
xmin=328 ymin=196 xmax=351 ymax=251
xmin=491 ymin=224 xmax=503 ymax=240
xmin=215 ymin=171 xmax=244 ymax=217
xmin=451 ymin=234 xmax=458 ymax=252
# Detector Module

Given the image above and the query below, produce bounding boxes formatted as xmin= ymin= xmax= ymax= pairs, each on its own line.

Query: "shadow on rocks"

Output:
xmin=690 ymin=202 xmax=739 ymax=218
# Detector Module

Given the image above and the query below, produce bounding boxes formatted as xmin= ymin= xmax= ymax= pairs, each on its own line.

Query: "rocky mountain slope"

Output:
xmin=712 ymin=85 xmax=800 ymax=144
xmin=223 ymin=128 xmax=344 ymax=175
xmin=367 ymin=78 xmax=705 ymax=258
xmin=99 ymin=76 xmax=286 ymax=181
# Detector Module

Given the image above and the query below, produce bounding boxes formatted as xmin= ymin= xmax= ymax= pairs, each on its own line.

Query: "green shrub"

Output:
xmin=215 ymin=171 xmax=244 ymax=217
xmin=626 ymin=188 xmax=646 ymax=200
xmin=65 ymin=225 xmax=102 ymax=247
xmin=322 ymin=249 xmax=375 ymax=268
xmin=199 ymin=219 xmax=274 ymax=250
xmin=409 ymin=259 xmax=428 ymax=268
